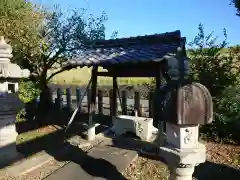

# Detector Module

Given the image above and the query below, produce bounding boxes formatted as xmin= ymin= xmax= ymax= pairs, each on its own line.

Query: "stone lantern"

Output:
xmin=158 ymin=82 xmax=213 ymax=180
xmin=0 ymin=36 xmax=30 ymax=165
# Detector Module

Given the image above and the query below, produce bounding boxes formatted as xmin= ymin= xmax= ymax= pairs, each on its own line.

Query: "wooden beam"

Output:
xmin=97 ymin=71 xmax=162 ymax=77
xmin=97 ymin=62 xmax=165 ymax=77
xmin=96 ymin=72 xmax=112 ymax=77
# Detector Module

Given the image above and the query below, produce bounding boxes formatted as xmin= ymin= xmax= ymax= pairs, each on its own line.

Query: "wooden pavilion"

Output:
xmin=68 ymin=30 xmax=189 ymax=140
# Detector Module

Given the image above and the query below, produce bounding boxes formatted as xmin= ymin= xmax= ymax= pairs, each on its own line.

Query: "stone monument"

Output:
xmin=158 ymin=81 xmax=213 ymax=180
xmin=156 ymin=53 xmax=214 ymax=180
xmin=0 ymin=36 xmax=30 ymax=166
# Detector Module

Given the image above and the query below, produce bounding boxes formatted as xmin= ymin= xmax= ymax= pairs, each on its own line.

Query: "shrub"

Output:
xmin=201 ymin=85 xmax=240 ymax=143
xmin=18 ymin=79 xmax=40 ymax=104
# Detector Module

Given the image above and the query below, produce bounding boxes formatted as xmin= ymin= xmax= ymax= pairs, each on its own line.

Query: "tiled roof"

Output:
xmin=69 ymin=30 xmax=186 ymax=67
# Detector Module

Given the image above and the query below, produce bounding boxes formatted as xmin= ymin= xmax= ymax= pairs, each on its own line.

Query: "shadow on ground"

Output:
xmin=1 ymin=111 xmax=239 ymax=180
xmin=1 ymin=111 xmax=111 ymax=167
xmin=45 ymin=142 xmax=128 ymax=180
xmin=16 ymin=112 xmax=127 ymax=180
xmin=107 ymin=135 xmax=240 ymax=180
xmin=194 ymin=161 xmax=240 ymax=180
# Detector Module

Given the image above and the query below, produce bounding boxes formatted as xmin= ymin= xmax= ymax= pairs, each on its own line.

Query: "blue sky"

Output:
xmin=32 ymin=0 xmax=240 ymax=45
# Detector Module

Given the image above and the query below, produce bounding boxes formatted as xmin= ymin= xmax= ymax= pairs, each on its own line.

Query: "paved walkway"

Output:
xmin=44 ymin=138 xmax=138 ymax=180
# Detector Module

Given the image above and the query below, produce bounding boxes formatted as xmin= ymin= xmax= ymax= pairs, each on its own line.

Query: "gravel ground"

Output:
xmin=123 ymin=156 xmax=169 ymax=180
xmin=123 ymin=141 xmax=240 ymax=180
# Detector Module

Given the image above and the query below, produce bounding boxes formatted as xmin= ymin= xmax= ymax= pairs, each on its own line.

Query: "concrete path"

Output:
xmin=44 ymin=138 xmax=138 ymax=180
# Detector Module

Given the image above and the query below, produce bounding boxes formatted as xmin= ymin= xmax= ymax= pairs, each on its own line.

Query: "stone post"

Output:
xmin=0 ymin=36 xmax=30 ymax=166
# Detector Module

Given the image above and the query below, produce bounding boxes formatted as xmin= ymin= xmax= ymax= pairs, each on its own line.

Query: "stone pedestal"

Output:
xmin=170 ymin=166 xmax=195 ymax=180
xmin=0 ymin=36 xmax=30 ymax=166
xmin=0 ymin=93 xmax=24 ymax=166
xmin=159 ymin=123 xmax=206 ymax=180
xmin=0 ymin=114 xmax=18 ymax=146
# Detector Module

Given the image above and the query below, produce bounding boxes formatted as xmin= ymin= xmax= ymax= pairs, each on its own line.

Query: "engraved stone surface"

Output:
xmin=112 ymin=115 xmax=154 ymax=141
xmin=165 ymin=123 xmax=199 ymax=149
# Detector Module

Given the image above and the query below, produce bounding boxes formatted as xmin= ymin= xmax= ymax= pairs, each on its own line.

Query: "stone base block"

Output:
xmin=159 ymin=142 xmax=206 ymax=180
xmin=0 ymin=124 xmax=18 ymax=147
xmin=159 ymin=142 xmax=206 ymax=166
xmin=166 ymin=123 xmax=199 ymax=149
xmin=112 ymin=115 xmax=154 ymax=141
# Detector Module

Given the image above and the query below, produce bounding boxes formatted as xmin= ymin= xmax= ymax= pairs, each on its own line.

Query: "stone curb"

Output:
xmin=1 ymin=145 xmax=70 ymax=177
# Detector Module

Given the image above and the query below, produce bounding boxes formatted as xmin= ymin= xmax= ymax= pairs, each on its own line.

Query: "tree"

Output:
xmin=1 ymin=1 xmax=111 ymax=110
xmin=20 ymin=7 xmax=107 ymax=88
xmin=232 ymin=0 xmax=240 ymax=16
xmin=28 ymin=7 xmax=108 ymax=110
xmin=0 ymin=0 xmax=44 ymax=105
xmin=0 ymin=0 xmax=44 ymax=63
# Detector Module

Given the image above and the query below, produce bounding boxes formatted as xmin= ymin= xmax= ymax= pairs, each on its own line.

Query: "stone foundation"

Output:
xmin=159 ymin=123 xmax=206 ymax=180
xmin=0 ymin=115 xmax=18 ymax=145
xmin=0 ymin=115 xmax=21 ymax=166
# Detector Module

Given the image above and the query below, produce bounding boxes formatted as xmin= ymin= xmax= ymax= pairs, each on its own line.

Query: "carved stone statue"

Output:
xmin=0 ymin=36 xmax=30 ymax=166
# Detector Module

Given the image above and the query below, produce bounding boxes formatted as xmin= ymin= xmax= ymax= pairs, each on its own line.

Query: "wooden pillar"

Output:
xmin=66 ymin=88 xmax=72 ymax=112
xmin=148 ymin=91 xmax=154 ymax=118
xmin=57 ymin=88 xmax=63 ymax=111
xmin=87 ymin=89 xmax=91 ymax=114
xmin=112 ymin=76 xmax=117 ymax=122
xmin=154 ymin=65 xmax=161 ymax=128
xmin=134 ymin=91 xmax=140 ymax=116
xmin=121 ymin=90 xmax=127 ymax=115
xmin=98 ymin=90 xmax=103 ymax=115
xmin=88 ymin=66 xmax=98 ymax=141
xmin=76 ymin=88 xmax=82 ymax=112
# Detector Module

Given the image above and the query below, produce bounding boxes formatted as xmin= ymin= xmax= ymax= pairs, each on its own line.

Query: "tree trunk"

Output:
xmin=38 ymin=72 xmax=52 ymax=115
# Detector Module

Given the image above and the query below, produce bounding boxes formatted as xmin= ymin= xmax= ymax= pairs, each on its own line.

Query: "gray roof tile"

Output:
xmin=70 ymin=30 xmax=186 ymax=67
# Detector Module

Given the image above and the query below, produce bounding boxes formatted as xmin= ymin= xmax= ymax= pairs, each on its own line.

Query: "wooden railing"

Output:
xmin=51 ymin=87 xmax=156 ymax=117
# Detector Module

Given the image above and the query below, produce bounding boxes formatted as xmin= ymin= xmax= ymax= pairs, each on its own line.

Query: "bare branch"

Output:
xmin=46 ymin=65 xmax=76 ymax=82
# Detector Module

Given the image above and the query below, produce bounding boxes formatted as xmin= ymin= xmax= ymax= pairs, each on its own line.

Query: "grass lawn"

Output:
xmin=16 ymin=125 xmax=60 ymax=145
xmin=16 ymin=124 xmax=65 ymax=158
xmin=50 ymin=67 xmax=150 ymax=85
